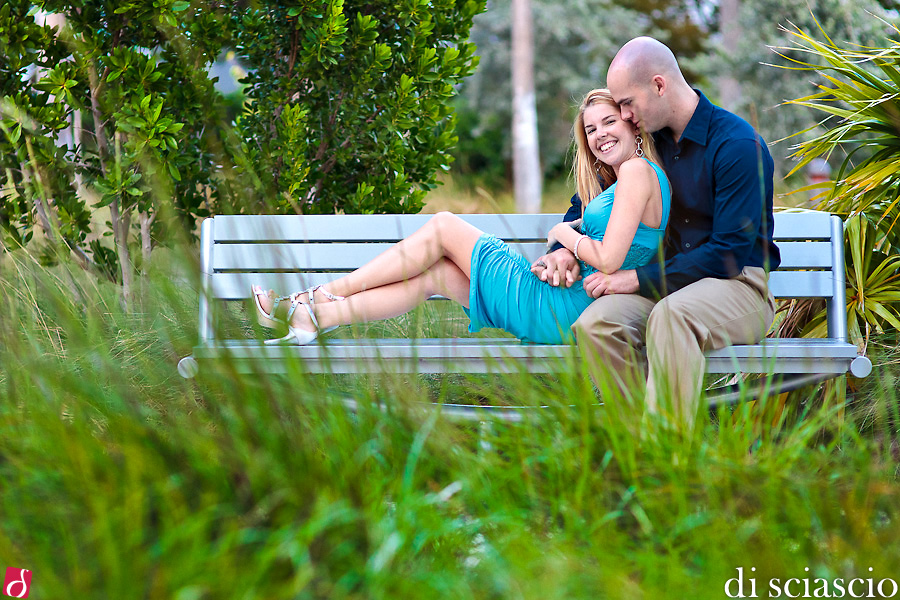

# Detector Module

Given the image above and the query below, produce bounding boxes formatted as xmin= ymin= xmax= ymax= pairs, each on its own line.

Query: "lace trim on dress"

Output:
xmin=620 ymin=245 xmax=658 ymax=271
xmin=580 ymin=244 xmax=657 ymax=278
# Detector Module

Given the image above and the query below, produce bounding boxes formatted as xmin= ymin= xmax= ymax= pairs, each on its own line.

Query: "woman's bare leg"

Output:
xmin=291 ymin=258 xmax=471 ymax=331
xmin=254 ymin=211 xmax=482 ymax=317
xmin=325 ymin=211 xmax=482 ymax=298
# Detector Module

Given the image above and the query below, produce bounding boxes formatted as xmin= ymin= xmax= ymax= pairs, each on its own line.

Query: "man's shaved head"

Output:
xmin=608 ymin=36 xmax=682 ymax=87
xmin=606 ymin=36 xmax=696 ymax=136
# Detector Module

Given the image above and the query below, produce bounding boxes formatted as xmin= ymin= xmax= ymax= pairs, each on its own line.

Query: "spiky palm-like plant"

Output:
xmin=773 ymin=19 xmax=900 ymax=352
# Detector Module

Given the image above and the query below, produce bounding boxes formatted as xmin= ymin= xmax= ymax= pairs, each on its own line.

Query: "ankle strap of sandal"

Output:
xmin=313 ymin=284 xmax=345 ymax=302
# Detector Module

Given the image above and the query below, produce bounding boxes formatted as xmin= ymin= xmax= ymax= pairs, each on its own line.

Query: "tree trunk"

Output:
xmin=140 ymin=210 xmax=154 ymax=275
xmin=109 ymin=134 xmax=134 ymax=309
xmin=23 ymin=137 xmax=60 ymax=244
xmin=110 ymin=198 xmax=133 ymax=309
xmin=72 ymin=109 xmax=84 ymax=193
xmin=89 ymin=65 xmax=135 ymax=307
xmin=511 ymin=0 xmax=542 ymax=213
xmin=718 ymin=0 xmax=742 ymax=112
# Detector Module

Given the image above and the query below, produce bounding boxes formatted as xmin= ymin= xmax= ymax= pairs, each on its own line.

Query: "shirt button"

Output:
xmin=684 ymin=218 xmax=690 ymax=224
xmin=674 ymin=156 xmax=679 ymax=161
xmin=685 ymin=242 xmax=691 ymax=249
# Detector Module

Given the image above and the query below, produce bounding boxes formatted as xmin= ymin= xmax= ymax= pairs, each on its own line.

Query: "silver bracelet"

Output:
xmin=573 ymin=235 xmax=589 ymax=261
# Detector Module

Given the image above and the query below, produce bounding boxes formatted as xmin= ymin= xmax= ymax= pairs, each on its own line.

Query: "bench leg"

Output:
xmin=478 ymin=420 xmax=494 ymax=454
xmin=177 ymin=356 xmax=199 ymax=379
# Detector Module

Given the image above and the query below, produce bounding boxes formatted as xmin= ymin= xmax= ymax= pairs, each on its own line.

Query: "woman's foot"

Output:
xmin=264 ymin=298 xmax=320 ymax=345
xmin=251 ymin=285 xmax=293 ymax=328
xmin=287 ymin=296 xmax=317 ymax=332
xmin=255 ymin=285 xmax=342 ymax=343
xmin=253 ymin=288 xmax=282 ymax=319
xmin=255 ymin=285 xmax=344 ymax=317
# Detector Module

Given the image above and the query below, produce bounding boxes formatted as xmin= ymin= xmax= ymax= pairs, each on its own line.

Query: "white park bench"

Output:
xmin=177 ymin=211 xmax=873 ymax=410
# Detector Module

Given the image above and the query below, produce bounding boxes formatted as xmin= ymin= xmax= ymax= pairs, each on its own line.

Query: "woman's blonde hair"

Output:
xmin=571 ymin=88 xmax=661 ymax=209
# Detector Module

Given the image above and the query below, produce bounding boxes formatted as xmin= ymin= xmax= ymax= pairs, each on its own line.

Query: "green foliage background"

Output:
xmin=452 ymin=0 xmax=897 ymax=184
xmin=230 ymin=0 xmax=484 ymax=215
xmin=0 ymin=0 xmax=485 ymax=295
xmin=0 ymin=0 xmax=228 ymax=277
xmin=773 ymin=21 xmax=900 ymax=351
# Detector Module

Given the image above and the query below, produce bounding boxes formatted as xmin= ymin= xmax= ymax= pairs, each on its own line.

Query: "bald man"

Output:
xmin=572 ymin=37 xmax=781 ymax=430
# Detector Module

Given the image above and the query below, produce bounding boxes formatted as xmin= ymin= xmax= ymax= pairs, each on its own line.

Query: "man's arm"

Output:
xmin=636 ymin=137 xmax=773 ymax=298
xmin=549 ymin=193 xmax=583 ymax=252
xmin=583 ymin=269 xmax=639 ymax=298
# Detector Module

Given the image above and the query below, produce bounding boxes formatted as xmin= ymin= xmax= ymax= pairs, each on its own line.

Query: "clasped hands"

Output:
xmin=530 ymin=221 xmax=639 ymax=297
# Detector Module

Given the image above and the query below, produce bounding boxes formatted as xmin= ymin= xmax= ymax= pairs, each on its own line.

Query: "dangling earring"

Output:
xmin=635 ymin=135 xmax=645 ymax=158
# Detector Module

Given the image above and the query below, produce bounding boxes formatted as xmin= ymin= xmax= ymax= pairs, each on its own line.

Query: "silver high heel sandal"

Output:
xmin=251 ymin=285 xmax=294 ymax=328
xmin=264 ymin=299 xmax=321 ymax=346
xmin=252 ymin=284 xmax=345 ymax=331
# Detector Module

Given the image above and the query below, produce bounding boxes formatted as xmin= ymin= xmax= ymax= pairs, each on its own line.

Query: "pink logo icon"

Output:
xmin=3 ymin=568 xmax=31 ymax=598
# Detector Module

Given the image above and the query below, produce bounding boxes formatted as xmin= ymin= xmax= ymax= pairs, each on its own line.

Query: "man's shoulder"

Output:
xmin=708 ymin=104 xmax=763 ymax=144
xmin=700 ymin=107 xmax=775 ymax=180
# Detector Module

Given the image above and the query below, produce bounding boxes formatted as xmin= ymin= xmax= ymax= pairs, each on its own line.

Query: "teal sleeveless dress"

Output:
xmin=467 ymin=158 xmax=671 ymax=344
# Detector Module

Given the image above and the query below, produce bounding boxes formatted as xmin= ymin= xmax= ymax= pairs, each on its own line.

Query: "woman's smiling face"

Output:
xmin=582 ymin=102 xmax=637 ymax=170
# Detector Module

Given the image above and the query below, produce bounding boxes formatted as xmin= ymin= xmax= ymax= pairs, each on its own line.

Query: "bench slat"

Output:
xmin=211 ymin=272 xmax=334 ymax=299
xmin=209 ymin=269 xmax=836 ymax=300
xmin=212 ymin=240 xmax=832 ymax=271
xmin=774 ymin=241 xmax=833 ymax=269
xmin=212 ymin=242 xmax=547 ymax=271
xmin=212 ymin=214 xmax=562 ymax=242
xmin=766 ymin=271 xmax=834 ymax=298
xmin=771 ymin=211 xmax=834 ymax=239
xmin=211 ymin=212 xmax=834 ymax=243
xmin=212 ymin=212 xmax=834 ymax=242
xmin=192 ymin=338 xmax=860 ymax=375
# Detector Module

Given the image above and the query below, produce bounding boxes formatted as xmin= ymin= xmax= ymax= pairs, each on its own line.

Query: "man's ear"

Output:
xmin=652 ymin=75 xmax=666 ymax=96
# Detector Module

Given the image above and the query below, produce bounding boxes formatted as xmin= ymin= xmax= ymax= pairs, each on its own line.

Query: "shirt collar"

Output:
xmin=679 ymin=89 xmax=713 ymax=146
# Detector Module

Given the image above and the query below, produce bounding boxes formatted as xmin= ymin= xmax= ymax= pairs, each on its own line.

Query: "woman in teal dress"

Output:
xmin=252 ymin=89 xmax=671 ymax=345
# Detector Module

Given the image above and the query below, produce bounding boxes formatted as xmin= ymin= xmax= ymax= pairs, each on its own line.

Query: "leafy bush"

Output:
xmin=229 ymin=0 xmax=485 ymax=215
xmin=1 ymin=1 xmax=486 ymax=305
xmin=0 ymin=0 xmax=230 ymax=303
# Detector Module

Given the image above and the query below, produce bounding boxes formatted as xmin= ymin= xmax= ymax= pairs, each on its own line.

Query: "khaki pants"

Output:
xmin=572 ymin=267 xmax=776 ymax=430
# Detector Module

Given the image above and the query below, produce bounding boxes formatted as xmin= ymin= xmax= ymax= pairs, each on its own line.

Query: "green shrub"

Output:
xmin=1 ymin=1 xmax=486 ymax=306
xmin=228 ymin=0 xmax=485 ymax=215
xmin=0 ymin=0 xmax=231 ymax=304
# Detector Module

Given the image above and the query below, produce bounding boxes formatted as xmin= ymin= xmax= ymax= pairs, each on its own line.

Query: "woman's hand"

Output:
xmin=549 ymin=222 xmax=571 ymax=243
xmin=545 ymin=219 xmax=583 ymax=253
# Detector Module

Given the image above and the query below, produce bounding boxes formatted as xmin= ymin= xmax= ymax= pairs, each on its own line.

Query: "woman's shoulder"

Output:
xmin=617 ymin=156 xmax=657 ymax=181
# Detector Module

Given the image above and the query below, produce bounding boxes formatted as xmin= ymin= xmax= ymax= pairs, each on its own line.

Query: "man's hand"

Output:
xmin=531 ymin=248 xmax=581 ymax=287
xmin=582 ymin=269 xmax=639 ymax=298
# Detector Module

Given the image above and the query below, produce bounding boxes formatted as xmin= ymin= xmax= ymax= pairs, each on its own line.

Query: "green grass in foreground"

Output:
xmin=0 ymin=244 xmax=899 ymax=600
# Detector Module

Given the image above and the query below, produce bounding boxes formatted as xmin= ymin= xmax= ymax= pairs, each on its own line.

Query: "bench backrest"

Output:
xmin=198 ymin=211 xmax=847 ymax=343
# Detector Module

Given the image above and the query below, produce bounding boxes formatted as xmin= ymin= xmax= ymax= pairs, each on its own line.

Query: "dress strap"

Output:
xmin=640 ymin=157 xmax=672 ymax=231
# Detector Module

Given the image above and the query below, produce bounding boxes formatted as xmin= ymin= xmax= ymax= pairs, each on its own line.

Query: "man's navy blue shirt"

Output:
xmin=635 ymin=90 xmax=780 ymax=298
